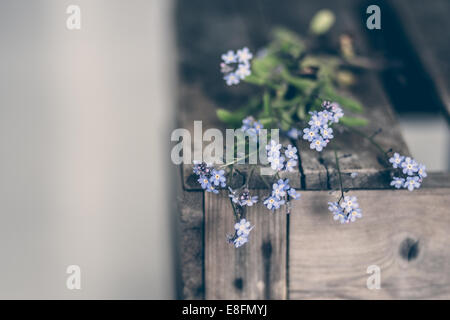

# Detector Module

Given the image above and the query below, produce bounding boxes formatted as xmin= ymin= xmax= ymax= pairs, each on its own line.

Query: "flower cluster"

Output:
xmin=241 ymin=116 xmax=264 ymax=141
xmin=302 ymin=100 xmax=343 ymax=152
xmin=389 ymin=153 xmax=427 ymax=191
xmin=266 ymin=140 xmax=298 ymax=172
xmin=328 ymin=195 xmax=362 ymax=224
xmin=193 ymin=161 xmax=226 ymax=194
xmin=229 ymin=219 xmax=254 ymax=248
xmin=220 ymin=47 xmax=253 ymax=86
xmin=264 ymin=178 xmax=301 ymax=211
xmin=229 ymin=187 xmax=258 ymax=207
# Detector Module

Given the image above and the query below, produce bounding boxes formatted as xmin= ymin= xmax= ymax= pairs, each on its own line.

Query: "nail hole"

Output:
xmin=399 ymin=238 xmax=419 ymax=261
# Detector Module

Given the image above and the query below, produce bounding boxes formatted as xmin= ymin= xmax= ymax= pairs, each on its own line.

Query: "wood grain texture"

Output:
xmin=289 ymin=188 xmax=450 ymax=299
xmin=205 ymin=190 xmax=287 ymax=299
xmin=178 ymin=190 xmax=204 ymax=299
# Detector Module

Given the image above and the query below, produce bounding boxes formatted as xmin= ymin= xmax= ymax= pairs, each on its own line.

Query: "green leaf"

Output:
xmin=262 ymin=91 xmax=271 ymax=116
xmin=339 ymin=116 xmax=368 ymax=127
xmin=216 ymin=108 xmax=246 ymax=127
xmin=322 ymin=85 xmax=363 ymax=113
xmin=296 ymin=104 xmax=306 ymax=120
xmin=258 ymin=117 xmax=273 ymax=127
xmin=271 ymin=28 xmax=305 ymax=59
xmin=280 ymin=70 xmax=315 ymax=93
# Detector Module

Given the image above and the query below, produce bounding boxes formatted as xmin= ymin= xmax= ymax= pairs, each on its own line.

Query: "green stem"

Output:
xmin=347 ymin=126 xmax=389 ymax=161
xmin=334 ymin=148 xmax=345 ymax=202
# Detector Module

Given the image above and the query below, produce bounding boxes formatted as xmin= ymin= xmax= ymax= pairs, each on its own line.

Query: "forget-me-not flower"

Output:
xmin=235 ymin=64 xmax=251 ymax=79
xmin=221 ymin=50 xmax=237 ymax=64
xmin=303 ymin=127 xmax=318 ymax=142
xmin=285 ymin=159 xmax=297 ymax=172
xmin=236 ymin=47 xmax=253 ymax=63
xmin=340 ymin=195 xmax=359 ymax=213
xmin=404 ymin=176 xmax=421 ymax=191
xmin=266 ymin=140 xmax=282 ymax=157
xmin=310 ymin=137 xmax=327 ymax=152
xmin=389 ymin=153 xmax=405 ymax=169
xmin=233 ymin=235 xmax=248 ymax=248
xmin=268 ymin=155 xmax=285 ymax=171
xmin=272 ymin=181 xmax=287 ymax=199
xmin=288 ymin=188 xmax=301 ymax=200
xmin=234 ymin=219 xmax=253 ymax=236
xmin=264 ymin=196 xmax=285 ymax=210
xmin=210 ymin=169 xmax=226 ymax=187
xmin=285 ymin=145 xmax=298 ymax=159
xmin=320 ymin=126 xmax=334 ymax=140
xmin=390 ymin=177 xmax=405 ymax=189
xmin=417 ymin=164 xmax=427 ymax=178
xmin=401 ymin=157 xmax=419 ymax=175
xmin=224 ymin=73 xmax=240 ymax=86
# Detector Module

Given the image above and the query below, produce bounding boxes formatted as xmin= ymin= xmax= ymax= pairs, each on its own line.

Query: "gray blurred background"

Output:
xmin=0 ymin=0 xmax=176 ymax=299
xmin=0 ymin=0 xmax=448 ymax=300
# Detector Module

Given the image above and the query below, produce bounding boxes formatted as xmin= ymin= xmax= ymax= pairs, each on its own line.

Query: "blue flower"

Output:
xmin=268 ymin=155 xmax=285 ymax=171
xmin=287 ymin=128 xmax=299 ymax=139
xmin=308 ymin=113 xmax=326 ymax=129
xmin=198 ymin=175 xmax=211 ymax=189
xmin=389 ymin=153 xmax=405 ymax=169
xmin=233 ymin=235 xmax=248 ymax=248
xmin=310 ymin=137 xmax=327 ymax=152
xmin=272 ymin=181 xmax=287 ymax=199
xmin=417 ymin=164 xmax=427 ymax=178
xmin=285 ymin=159 xmax=297 ymax=172
xmin=253 ymin=120 xmax=264 ymax=134
xmin=264 ymin=196 xmax=285 ymax=210
xmin=206 ymin=184 xmax=219 ymax=194
xmin=328 ymin=202 xmax=347 ymax=224
xmin=241 ymin=116 xmax=255 ymax=131
xmin=302 ymin=127 xmax=318 ymax=142
xmin=266 ymin=140 xmax=282 ymax=157
xmin=288 ymin=188 xmax=301 ymax=200
xmin=285 ymin=145 xmax=298 ymax=159
xmin=234 ymin=218 xmax=253 ymax=236
xmin=390 ymin=177 xmax=405 ymax=189
xmin=401 ymin=157 xmax=418 ymax=175
xmin=320 ymin=126 xmax=334 ymax=140
xmin=228 ymin=188 xmax=240 ymax=204
xmin=318 ymin=110 xmax=332 ymax=123
xmin=241 ymin=195 xmax=258 ymax=207
xmin=340 ymin=195 xmax=359 ymax=213
xmin=348 ymin=208 xmax=362 ymax=222
xmin=210 ymin=169 xmax=226 ymax=187
xmin=235 ymin=63 xmax=251 ymax=79
xmin=221 ymin=50 xmax=236 ymax=64
xmin=224 ymin=72 xmax=240 ymax=86
xmin=330 ymin=103 xmax=344 ymax=123
xmin=277 ymin=178 xmax=290 ymax=190
xmin=236 ymin=47 xmax=253 ymax=63
xmin=404 ymin=176 xmax=421 ymax=191
xmin=193 ymin=161 xmax=213 ymax=177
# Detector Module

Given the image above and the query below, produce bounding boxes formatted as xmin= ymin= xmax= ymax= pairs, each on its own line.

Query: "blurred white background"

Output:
xmin=0 ymin=0 xmax=175 ymax=299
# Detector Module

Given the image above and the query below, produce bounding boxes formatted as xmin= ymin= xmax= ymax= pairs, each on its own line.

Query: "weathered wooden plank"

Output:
xmin=289 ymin=188 xmax=450 ymax=299
xmin=390 ymin=0 xmax=450 ymax=120
xmin=205 ymin=190 xmax=286 ymax=299
xmin=177 ymin=190 xmax=204 ymax=299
